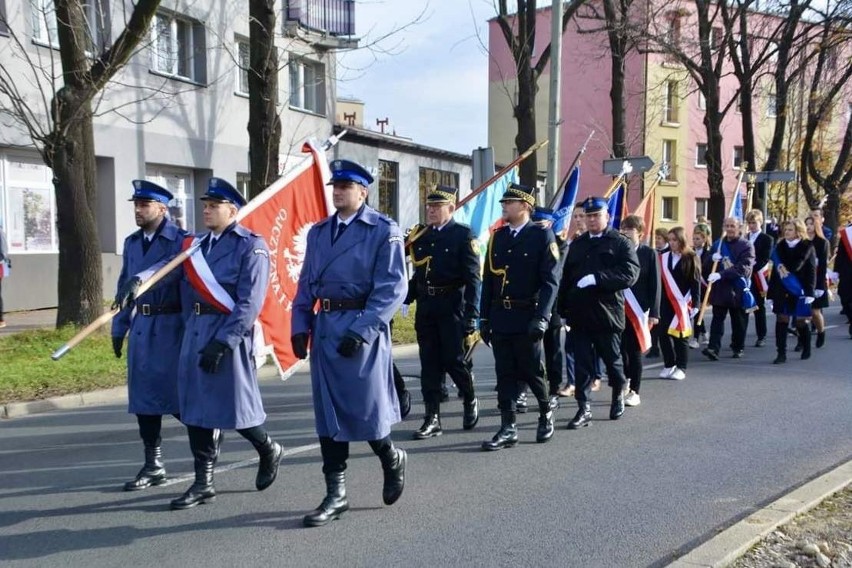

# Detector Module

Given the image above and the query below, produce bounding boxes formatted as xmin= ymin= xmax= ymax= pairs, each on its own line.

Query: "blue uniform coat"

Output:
xmin=292 ymin=205 xmax=407 ymax=442
xmin=112 ymin=219 xmax=187 ymax=415
xmin=177 ymin=224 xmax=270 ymax=429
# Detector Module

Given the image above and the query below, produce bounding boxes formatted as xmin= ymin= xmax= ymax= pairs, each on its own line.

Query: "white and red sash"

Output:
xmin=753 ymin=262 xmax=771 ymax=296
xmin=624 ymin=289 xmax=652 ymax=353
xmin=660 ymin=251 xmax=693 ymax=338
xmin=841 ymin=225 xmax=852 ymax=264
xmin=182 ymin=236 xmax=235 ymax=313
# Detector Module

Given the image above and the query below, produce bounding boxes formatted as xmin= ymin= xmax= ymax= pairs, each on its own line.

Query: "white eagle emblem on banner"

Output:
xmin=283 ymin=223 xmax=314 ymax=283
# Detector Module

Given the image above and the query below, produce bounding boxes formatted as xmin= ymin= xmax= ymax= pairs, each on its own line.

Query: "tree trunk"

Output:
xmin=52 ymin=92 xmax=102 ymax=326
xmin=704 ymin=91 xmax=727 ymax=240
xmin=603 ymin=0 xmax=627 ymax=160
xmin=514 ymin=63 xmax=539 ymax=187
xmin=247 ymin=0 xmax=281 ymax=199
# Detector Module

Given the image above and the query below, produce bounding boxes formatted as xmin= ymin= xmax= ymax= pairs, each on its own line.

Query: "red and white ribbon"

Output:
xmin=753 ymin=262 xmax=771 ymax=296
xmin=182 ymin=236 xmax=235 ymax=313
xmin=624 ymin=289 xmax=652 ymax=353
xmin=661 ymin=252 xmax=693 ymax=338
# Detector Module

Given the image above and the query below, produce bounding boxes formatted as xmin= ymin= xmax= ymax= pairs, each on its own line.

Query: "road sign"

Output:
xmin=602 ymin=156 xmax=655 ymax=175
xmin=745 ymin=170 xmax=796 ymax=183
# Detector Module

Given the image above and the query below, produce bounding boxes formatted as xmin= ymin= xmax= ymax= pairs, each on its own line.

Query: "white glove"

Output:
xmin=803 ymin=296 xmax=815 ymax=305
xmin=814 ymin=289 xmax=825 ymax=298
xmin=577 ymin=274 xmax=596 ymax=289
xmin=828 ymin=271 xmax=840 ymax=284
xmin=707 ymin=272 xmax=721 ymax=284
xmin=689 ymin=307 xmax=699 ymax=318
xmin=712 ymin=252 xmax=723 ymax=262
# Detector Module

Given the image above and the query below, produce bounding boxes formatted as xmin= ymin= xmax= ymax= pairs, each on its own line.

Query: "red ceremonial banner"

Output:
xmin=241 ymin=143 xmax=330 ymax=377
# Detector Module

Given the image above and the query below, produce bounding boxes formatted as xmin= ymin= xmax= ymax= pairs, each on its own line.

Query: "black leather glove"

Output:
xmin=479 ymin=320 xmax=492 ymax=346
xmin=291 ymin=333 xmax=309 ymax=359
xmin=527 ymin=317 xmax=548 ymax=341
xmin=112 ymin=336 xmax=124 ymax=358
xmin=198 ymin=340 xmax=229 ymax=374
xmin=463 ymin=318 xmax=478 ymax=336
xmin=113 ymin=276 xmax=142 ymax=310
xmin=337 ymin=331 xmax=365 ymax=358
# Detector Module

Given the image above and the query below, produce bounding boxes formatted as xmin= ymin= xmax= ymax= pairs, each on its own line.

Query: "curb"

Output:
xmin=1 ymin=343 xmax=423 ymax=420
xmin=666 ymin=459 xmax=852 ymax=568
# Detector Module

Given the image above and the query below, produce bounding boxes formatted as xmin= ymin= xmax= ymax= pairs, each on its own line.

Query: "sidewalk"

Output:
xmin=0 ymin=308 xmax=57 ymax=336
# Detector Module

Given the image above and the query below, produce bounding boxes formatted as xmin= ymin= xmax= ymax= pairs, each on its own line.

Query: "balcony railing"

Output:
xmin=285 ymin=0 xmax=355 ymax=37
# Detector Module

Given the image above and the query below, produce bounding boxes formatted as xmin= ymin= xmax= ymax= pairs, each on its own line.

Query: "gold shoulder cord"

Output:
xmin=486 ymin=233 xmax=508 ymax=295
xmin=408 ymin=225 xmax=432 ymax=278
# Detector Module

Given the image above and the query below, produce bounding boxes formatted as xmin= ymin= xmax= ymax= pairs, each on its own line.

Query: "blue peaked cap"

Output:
xmin=130 ymin=180 xmax=173 ymax=204
xmin=328 ymin=159 xmax=374 ymax=187
xmin=201 ymin=177 xmax=247 ymax=208
xmin=582 ymin=196 xmax=608 ymax=213
xmin=533 ymin=206 xmax=555 ymax=222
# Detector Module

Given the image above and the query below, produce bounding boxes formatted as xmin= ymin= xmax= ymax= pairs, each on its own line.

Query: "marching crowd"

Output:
xmin=110 ymin=157 xmax=852 ymax=527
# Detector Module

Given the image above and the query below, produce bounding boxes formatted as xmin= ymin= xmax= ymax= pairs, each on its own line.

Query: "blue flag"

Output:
xmin=607 ymin=183 xmax=625 ymax=230
xmin=552 ymin=166 xmax=580 ymax=234
xmin=729 ymin=181 xmax=743 ymax=221
xmin=454 ymin=167 xmax=519 ymax=258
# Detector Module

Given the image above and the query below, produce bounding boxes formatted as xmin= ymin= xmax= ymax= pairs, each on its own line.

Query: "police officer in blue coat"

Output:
xmin=480 ymin=183 xmax=560 ymax=450
xmin=126 ymin=179 xmax=284 ymax=510
xmin=407 ymin=184 xmax=481 ymax=439
xmin=112 ymin=180 xmax=187 ymax=491
xmin=291 ymin=159 xmax=408 ymax=528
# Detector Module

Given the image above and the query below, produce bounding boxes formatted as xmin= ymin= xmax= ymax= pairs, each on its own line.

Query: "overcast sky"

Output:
xmin=337 ymin=0 xmax=500 ymax=156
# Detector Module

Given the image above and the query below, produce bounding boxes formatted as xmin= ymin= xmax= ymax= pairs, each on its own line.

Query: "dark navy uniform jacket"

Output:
xmin=407 ymin=219 xmax=481 ymax=321
xmin=480 ymin=222 xmax=560 ymax=334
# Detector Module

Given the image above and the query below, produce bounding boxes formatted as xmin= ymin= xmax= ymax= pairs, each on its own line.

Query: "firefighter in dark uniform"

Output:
xmin=407 ymin=185 xmax=481 ymax=438
xmin=558 ymin=196 xmax=640 ymax=429
xmin=480 ymin=183 xmax=560 ymax=450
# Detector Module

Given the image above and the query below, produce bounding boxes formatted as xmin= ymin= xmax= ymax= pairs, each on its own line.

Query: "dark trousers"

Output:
xmin=620 ymin=328 xmax=643 ymax=394
xmin=747 ymin=293 xmax=768 ymax=340
xmin=319 ymin=435 xmax=394 ymax=474
xmin=564 ymin=328 xmax=602 ymax=387
xmin=136 ymin=413 xmax=181 ymax=446
xmin=492 ymin=333 xmax=548 ymax=412
xmin=542 ymin=321 xmax=565 ymax=395
xmin=659 ymin=331 xmax=689 ymax=369
xmin=649 ymin=324 xmax=661 ymax=352
xmin=186 ymin=424 xmax=268 ymax=462
xmin=709 ymin=306 xmax=748 ymax=352
xmin=573 ymin=331 xmax=626 ymax=403
xmin=416 ymin=314 xmax=474 ymax=405
xmin=392 ymin=363 xmax=406 ymax=396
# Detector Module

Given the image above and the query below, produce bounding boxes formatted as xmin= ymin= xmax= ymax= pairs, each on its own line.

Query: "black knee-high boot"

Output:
xmin=773 ymin=321 xmax=787 ymax=364
xmin=798 ymin=324 xmax=812 ymax=360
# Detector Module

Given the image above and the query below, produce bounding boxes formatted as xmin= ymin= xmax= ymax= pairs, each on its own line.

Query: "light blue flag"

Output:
xmin=454 ymin=167 xmax=519 ymax=257
xmin=729 ymin=182 xmax=743 ymax=221
xmin=552 ymin=165 xmax=580 ymax=234
xmin=607 ymin=183 xmax=625 ymax=230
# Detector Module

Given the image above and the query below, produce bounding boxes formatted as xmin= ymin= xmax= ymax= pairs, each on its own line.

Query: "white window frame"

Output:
xmin=663 ymin=80 xmax=679 ymax=124
xmin=695 ymin=198 xmax=709 ymax=222
xmin=288 ymin=57 xmax=326 ymax=115
xmin=733 ymin=146 xmax=744 ymax=169
xmin=0 ymin=151 xmax=59 ymax=254
xmin=766 ymin=92 xmax=778 ymax=118
xmin=662 ymin=139 xmax=677 ymax=181
xmin=150 ymin=12 xmax=195 ymax=81
xmin=661 ymin=196 xmax=678 ymax=222
xmin=145 ymin=165 xmax=194 ymax=232
xmin=695 ymin=143 xmax=708 ymax=168
xmin=698 ymin=92 xmax=706 ymax=110
xmin=235 ymin=38 xmax=250 ymax=96
xmin=31 ymin=0 xmax=103 ymax=52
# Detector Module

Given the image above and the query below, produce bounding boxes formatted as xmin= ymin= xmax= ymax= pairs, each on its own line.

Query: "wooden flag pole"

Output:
xmin=52 ymin=132 xmax=349 ymax=361
xmin=547 ymin=129 xmax=595 ymax=209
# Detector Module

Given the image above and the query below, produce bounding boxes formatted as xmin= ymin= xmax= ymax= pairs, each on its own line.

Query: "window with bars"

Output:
xmin=377 ymin=160 xmax=399 ymax=221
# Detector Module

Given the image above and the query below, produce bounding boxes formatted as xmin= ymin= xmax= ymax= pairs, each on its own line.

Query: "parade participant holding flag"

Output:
xmin=111 ymin=181 xmax=187 ymax=492
xmin=701 ymin=217 xmax=755 ymax=361
xmin=558 ymin=197 xmax=639 ymax=429
xmin=767 ymin=219 xmax=816 ymax=364
xmin=291 ymin=159 xmax=408 ymax=527
xmin=744 ymin=210 xmax=774 ymax=348
xmin=407 ymin=185 xmax=482 ymax=440
xmin=618 ymin=215 xmax=660 ymax=406
xmin=658 ymin=228 xmax=701 ymax=380
xmin=168 ymin=178 xmax=283 ymax=510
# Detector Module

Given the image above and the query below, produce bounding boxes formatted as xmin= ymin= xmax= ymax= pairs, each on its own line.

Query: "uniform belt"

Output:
xmin=193 ymin=302 xmax=226 ymax=315
xmin=419 ymin=284 xmax=461 ymax=296
xmin=320 ymin=298 xmax=367 ymax=312
xmin=138 ymin=304 xmax=181 ymax=316
xmin=493 ymin=298 xmax=537 ymax=310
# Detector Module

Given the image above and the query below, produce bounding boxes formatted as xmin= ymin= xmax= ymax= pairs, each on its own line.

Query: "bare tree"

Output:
xmin=494 ymin=0 xmax=588 ymax=187
xmin=0 ymin=0 xmax=162 ymax=326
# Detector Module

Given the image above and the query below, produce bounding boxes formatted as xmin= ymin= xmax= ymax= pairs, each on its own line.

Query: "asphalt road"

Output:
xmin=1 ymin=308 xmax=850 ymax=568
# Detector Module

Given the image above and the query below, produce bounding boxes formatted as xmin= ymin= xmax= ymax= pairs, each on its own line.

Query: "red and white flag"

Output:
xmin=753 ymin=263 xmax=771 ymax=296
xmin=841 ymin=225 xmax=852 ymax=262
xmin=624 ymin=289 xmax=652 ymax=353
xmin=241 ymin=142 xmax=331 ymax=378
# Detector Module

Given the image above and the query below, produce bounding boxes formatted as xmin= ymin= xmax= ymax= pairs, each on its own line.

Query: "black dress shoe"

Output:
xmin=755 ymin=338 xmax=766 ymax=347
xmin=481 ymin=424 xmax=518 ymax=450
xmin=773 ymin=352 xmax=786 ymax=364
xmin=256 ymin=439 xmax=283 ymax=491
xmin=124 ymin=445 xmax=166 ymax=491
xmin=731 ymin=350 xmax=744 ymax=359
xmin=515 ymin=392 xmax=528 ymax=413
xmin=413 ymin=414 xmax=442 ymax=439
xmin=702 ymin=348 xmax=719 ymax=361
xmin=382 ymin=449 xmax=406 ymax=505
xmin=567 ymin=405 xmax=592 ymax=429
xmin=609 ymin=395 xmax=625 ymax=420
xmin=816 ymin=331 xmax=826 ymax=348
xmin=536 ymin=403 xmax=554 ymax=443
xmin=399 ymin=389 xmax=412 ymax=419
xmin=171 ymin=459 xmax=215 ymax=510
xmin=462 ymin=398 xmax=479 ymax=430
xmin=303 ymin=472 xmax=349 ymax=527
